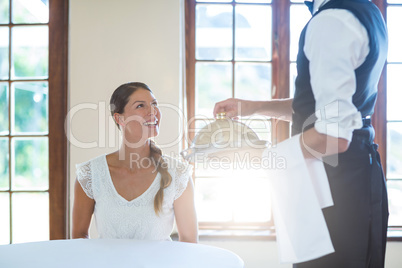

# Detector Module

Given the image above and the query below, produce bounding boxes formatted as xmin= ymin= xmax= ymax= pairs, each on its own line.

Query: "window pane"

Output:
xmin=195 ymin=175 xmax=271 ymax=223
xmin=11 ymin=192 xmax=49 ymax=243
xmin=233 ymin=177 xmax=271 ymax=222
xmin=196 ymin=4 xmax=233 ymax=60
xmin=195 ymin=62 xmax=232 ymax=117
xmin=0 ymin=82 xmax=8 ymax=134
xmin=0 ymin=192 xmax=10 ymax=245
xmin=12 ymin=82 xmax=48 ymax=134
xmin=387 ymin=180 xmax=402 ymax=227
xmin=235 ymin=5 xmax=271 ymax=61
xmin=387 ymin=64 xmax=402 ymax=121
xmin=195 ymin=177 xmax=234 ymax=222
xmin=0 ymin=138 xmax=9 ymax=190
xmin=12 ymin=0 xmax=49 ymax=24
xmin=387 ymin=123 xmax=402 ymax=178
xmin=0 ymin=27 xmax=9 ymax=79
xmin=11 ymin=137 xmax=48 ymax=191
xmin=388 ymin=0 xmax=402 ymax=4
xmin=0 ymin=0 xmax=9 ymax=23
xmin=11 ymin=26 xmax=48 ymax=79
xmin=234 ymin=63 xmax=271 ymax=101
xmin=290 ymin=5 xmax=311 ymax=61
xmin=387 ymin=6 xmax=402 ymax=62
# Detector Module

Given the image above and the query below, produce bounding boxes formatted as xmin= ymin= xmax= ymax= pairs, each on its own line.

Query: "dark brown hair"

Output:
xmin=110 ymin=82 xmax=152 ymax=127
xmin=110 ymin=82 xmax=172 ymax=216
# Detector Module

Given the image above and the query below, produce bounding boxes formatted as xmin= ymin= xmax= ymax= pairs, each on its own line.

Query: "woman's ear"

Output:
xmin=114 ymin=113 xmax=125 ymax=127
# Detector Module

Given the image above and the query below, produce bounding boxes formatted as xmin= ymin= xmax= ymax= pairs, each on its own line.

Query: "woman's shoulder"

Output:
xmin=76 ymin=154 xmax=106 ymax=170
xmin=161 ymin=155 xmax=193 ymax=200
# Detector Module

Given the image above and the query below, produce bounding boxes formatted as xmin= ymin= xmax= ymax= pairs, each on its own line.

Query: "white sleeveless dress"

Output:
xmin=75 ymin=154 xmax=193 ymax=240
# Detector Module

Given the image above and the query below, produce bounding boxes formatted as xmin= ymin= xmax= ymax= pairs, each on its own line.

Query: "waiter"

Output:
xmin=213 ymin=0 xmax=389 ymax=267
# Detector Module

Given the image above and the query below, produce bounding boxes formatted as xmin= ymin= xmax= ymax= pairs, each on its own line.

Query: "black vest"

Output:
xmin=291 ymin=0 xmax=388 ymax=136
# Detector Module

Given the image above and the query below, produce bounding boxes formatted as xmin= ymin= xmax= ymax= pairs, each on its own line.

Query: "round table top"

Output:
xmin=0 ymin=239 xmax=244 ymax=268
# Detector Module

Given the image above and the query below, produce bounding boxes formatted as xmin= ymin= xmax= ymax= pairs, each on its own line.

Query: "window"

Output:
xmin=0 ymin=0 xmax=68 ymax=244
xmin=185 ymin=0 xmax=310 ymax=233
xmin=384 ymin=0 xmax=402 ymax=235
xmin=185 ymin=0 xmax=401 ymax=238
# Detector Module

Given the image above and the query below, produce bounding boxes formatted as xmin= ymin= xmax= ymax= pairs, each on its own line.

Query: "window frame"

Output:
xmin=48 ymin=0 xmax=69 ymax=240
xmin=185 ymin=0 xmax=284 ymax=232
xmin=0 ymin=0 xmax=69 ymax=243
xmin=373 ymin=0 xmax=402 ymax=241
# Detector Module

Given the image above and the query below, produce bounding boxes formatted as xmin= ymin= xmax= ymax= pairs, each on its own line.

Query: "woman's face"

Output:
xmin=116 ymin=88 xmax=161 ymax=144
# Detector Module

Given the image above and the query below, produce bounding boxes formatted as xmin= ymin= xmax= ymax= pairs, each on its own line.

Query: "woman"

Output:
xmin=72 ymin=82 xmax=198 ymax=243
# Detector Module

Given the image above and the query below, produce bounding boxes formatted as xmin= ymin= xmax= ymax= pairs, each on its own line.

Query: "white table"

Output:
xmin=0 ymin=239 xmax=244 ymax=268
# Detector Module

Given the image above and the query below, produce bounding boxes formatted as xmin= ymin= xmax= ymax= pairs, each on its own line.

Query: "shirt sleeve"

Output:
xmin=76 ymin=161 xmax=94 ymax=199
xmin=304 ymin=9 xmax=368 ymax=141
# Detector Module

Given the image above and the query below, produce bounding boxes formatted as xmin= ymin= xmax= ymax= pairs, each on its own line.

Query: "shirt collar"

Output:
xmin=312 ymin=0 xmax=331 ymax=14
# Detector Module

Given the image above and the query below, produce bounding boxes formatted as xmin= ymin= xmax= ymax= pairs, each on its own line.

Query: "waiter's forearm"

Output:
xmin=254 ymin=98 xmax=293 ymax=121
xmin=300 ymin=127 xmax=350 ymax=159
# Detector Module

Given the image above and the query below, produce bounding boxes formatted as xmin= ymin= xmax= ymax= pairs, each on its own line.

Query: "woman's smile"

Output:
xmin=143 ymin=119 xmax=159 ymax=127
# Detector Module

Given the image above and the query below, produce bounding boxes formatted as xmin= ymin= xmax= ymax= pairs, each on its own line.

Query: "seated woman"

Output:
xmin=72 ymin=82 xmax=198 ymax=243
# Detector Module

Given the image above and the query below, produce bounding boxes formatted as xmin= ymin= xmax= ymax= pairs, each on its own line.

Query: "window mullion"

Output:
xmin=371 ymin=0 xmax=387 ymax=176
xmin=48 ymin=0 xmax=69 ymax=240
xmin=271 ymin=0 xmax=290 ymax=144
xmin=185 ymin=0 xmax=196 ymax=145
xmin=7 ymin=0 xmax=12 ymax=245
xmin=232 ymin=1 xmax=235 ymax=99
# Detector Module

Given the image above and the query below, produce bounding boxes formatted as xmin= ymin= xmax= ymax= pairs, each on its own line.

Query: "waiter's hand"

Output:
xmin=213 ymin=98 xmax=255 ymax=119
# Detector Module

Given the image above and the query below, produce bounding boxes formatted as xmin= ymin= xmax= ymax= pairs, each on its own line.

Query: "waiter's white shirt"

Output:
xmin=304 ymin=0 xmax=369 ymax=141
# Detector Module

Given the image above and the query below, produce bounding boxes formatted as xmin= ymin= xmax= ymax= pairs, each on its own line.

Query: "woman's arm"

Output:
xmin=173 ymin=178 xmax=198 ymax=243
xmin=213 ymin=98 xmax=293 ymax=122
xmin=72 ymin=179 xmax=95 ymax=239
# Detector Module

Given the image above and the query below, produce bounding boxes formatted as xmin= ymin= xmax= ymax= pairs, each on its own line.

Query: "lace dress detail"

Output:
xmin=164 ymin=156 xmax=193 ymax=200
xmin=76 ymin=161 xmax=94 ymax=199
xmin=75 ymin=154 xmax=193 ymax=240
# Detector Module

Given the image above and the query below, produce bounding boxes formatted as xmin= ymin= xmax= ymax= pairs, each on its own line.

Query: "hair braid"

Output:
xmin=150 ymin=140 xmax=172 ymax=216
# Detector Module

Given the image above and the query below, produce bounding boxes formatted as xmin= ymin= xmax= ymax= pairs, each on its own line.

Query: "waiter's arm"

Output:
xmin=300 ymin=10 xmax=370 ymax=159
xmin=300 ymin=127 xmax=350 ymax=159
xmin=213 ymin=98 xmax=293 ymax=121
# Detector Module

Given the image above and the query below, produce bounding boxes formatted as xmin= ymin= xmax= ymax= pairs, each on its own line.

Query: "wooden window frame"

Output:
xmin=372 ymin=0 xmax=387 ymax=180
xmin=185 ymin=0 xmax=282 ymax=232
xmin=373 ymin=0 xmax=402 ymax=241
xmin=48 ymin=0 xmax=69 ymax=240
xmin=0 ymin=0 xmax=68 ymax=243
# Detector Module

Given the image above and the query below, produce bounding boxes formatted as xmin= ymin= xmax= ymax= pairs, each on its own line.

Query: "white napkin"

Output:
xmin=262 ymin=134 xmax=334 ymax=263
